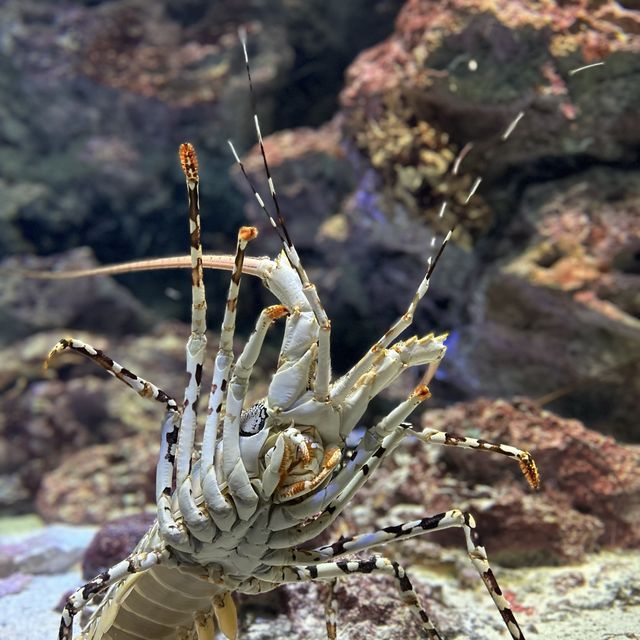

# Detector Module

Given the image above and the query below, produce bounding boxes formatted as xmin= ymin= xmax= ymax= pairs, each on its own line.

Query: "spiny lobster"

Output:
xmin=44 ymin=32 xmax=539 ymax=640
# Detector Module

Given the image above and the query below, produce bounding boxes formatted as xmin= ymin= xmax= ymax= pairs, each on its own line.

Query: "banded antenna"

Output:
xmin=228 ymin=28 xmax=455 ymax=298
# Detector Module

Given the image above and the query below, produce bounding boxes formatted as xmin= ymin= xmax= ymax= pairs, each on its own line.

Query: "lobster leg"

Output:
xmin=324 ymin=578 xmax=339 ymax=640
xmin=58 ymin=546 xmax=169 ymax=640
xmin=241 ymin=557 xmax=441 ymax=639
xmin=234 ymin=305 xmax=289 ymax=380
xmin=221 ymin=374 xmax=260 ymax=521
xmin=222 ymin=302 xmax=290 ymax=520
xmin=415 ymin=427 xmax=539 ymax=489
xmin=45 ymin=338 xmax=178 ymax=413
xmin=203 ymin=226 xmax=260 ymax=525
xmin=295 ymin=510 xmax=528 ymax=640
xmin=337 ymin=332 xmax=446 ymax=440
xmin=270 ymin=383 xmax=538 ymax=531
xmin=232 ymin=31 xmax=333 ymax=402
xmin=330 ymin=229 xmax=453 ymax=405
xmin=45 ymin=337 xmax=186 ymax=545
xmin=200 ymin=303 xmax=285 ymax=528
xmin=172 ymin=143 xmax=212 ymax=541
xmin=175 ymin=142 xmax=260 ymax=538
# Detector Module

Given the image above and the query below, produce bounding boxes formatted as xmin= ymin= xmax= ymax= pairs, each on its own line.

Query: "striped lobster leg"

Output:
xmin=175 ymin=141 xmax=262 ymax=536
xmin=200 ymin=302 xmax=287 ymax=528
xmin=45 ymin=339 xmax=178 ymax=414
xmin=230 ymin=30 xmax=333 ymax=404
xmin=44 ymin=338 xmax=186 ymax=545
xmin=415 ymin=427 xmax=539 ymax=488
xmin=321 ymin=572 xmax=442 ymax=640
xmin=239 ymin=557 xmax=442 ymax=639
xmin=173 ymin=142 xmax=217 ymax=543
xmin=272 ymin=510 xmax=529 ymax=640
xmin=59 ymin=546 xmax=169 ymax=640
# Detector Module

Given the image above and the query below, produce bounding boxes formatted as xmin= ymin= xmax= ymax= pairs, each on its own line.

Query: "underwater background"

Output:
xmin=0 ymin=1 xmax=639 ymax=638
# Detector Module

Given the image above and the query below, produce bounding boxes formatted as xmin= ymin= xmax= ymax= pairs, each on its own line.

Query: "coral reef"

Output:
xmin=341 ymin=0 xmax=640 ymax=242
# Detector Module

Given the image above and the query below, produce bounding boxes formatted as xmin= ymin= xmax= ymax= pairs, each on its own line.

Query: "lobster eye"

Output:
xmin=239 ymin=401 xmax=268 ymax=437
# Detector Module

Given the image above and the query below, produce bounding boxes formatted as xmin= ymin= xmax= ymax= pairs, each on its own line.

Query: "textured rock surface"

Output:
xmin=35 ymin=435 xmax=158 ymax=525
xmin=0 ymin=0 xmax=402 ymax=265
xmin=236 ymin=119 xmax=357 ymax=256
xmin=426 ymin=397 xmax=640 ymax=557
xmin=333 ymin=0 xmax=640 ymax=436
xmin=237 ymin=550 xmax=640 ymax=639
xmin=0 ymin=0 xmax=289 ymax=264
xmin=233 ymin=0 xmax=640 ymax=442
xmin=447 ymin=168 xmax=640 ymax=440
xmin=0 ymin=522 xmax=95 ymax=578
xmin=341 ymin=0 xmax=640 ymax=239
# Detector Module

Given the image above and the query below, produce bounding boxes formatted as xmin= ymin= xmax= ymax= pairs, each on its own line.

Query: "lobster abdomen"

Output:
xmin=82 ymin=564 xmax=223 ymax=640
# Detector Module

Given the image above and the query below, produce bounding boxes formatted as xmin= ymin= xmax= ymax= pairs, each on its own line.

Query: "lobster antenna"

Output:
xmin=502 ymin=111 xmax=524 ymax=141
xmin=426 ymin=106 xmax=527 ymax=278
xmin=426 ymin=228 xmax=453 ymax=280
xmin=452 ymin=143 xmax=473 ymax=176
xmin=231 ymin=29 xmax=332 ymax=401
xmin=568 ymin=61 xmax=605 ymax=76
xmin=227 ymin=139 xmax=288 ymax=248
xmin=238 ymin=27 xmax=293 ymax=249
xmin=230 ymin=28 xmax=322 ymax=317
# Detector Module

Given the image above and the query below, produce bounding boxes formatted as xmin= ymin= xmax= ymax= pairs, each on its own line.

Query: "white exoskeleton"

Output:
xmin=48 ymin=32 xmax=540 ymax=640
